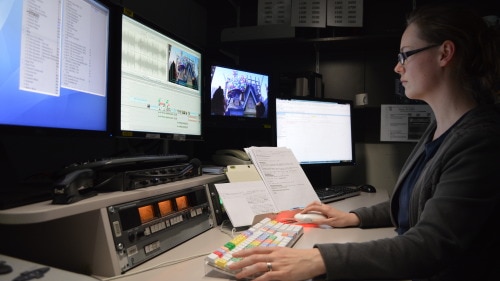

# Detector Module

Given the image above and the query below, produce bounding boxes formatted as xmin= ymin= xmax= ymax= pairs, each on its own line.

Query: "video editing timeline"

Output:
xmin=120 ymin=14 xmax=202 ymax=136
xmin=107 ymin=185 xmax=212 ymax=273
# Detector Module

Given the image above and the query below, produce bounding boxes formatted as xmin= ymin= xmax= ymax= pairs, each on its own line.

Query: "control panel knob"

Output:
xmin=128 ymin=232 xmax=136 ymax=242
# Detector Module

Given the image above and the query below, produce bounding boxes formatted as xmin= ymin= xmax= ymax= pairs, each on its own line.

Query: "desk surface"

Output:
xmin=0 ymin=254 xmax=98 ymax=281
xmin=99 ymin=191 xmax=395 ymax=281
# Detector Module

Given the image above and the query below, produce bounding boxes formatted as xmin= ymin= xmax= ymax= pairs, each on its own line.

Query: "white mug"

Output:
xmin=355 ymin=93 xmax=368 ymax=106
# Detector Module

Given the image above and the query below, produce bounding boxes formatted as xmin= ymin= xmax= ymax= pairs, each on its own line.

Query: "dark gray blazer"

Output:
xmin=315 ymin=104 xmax=500 ymax=281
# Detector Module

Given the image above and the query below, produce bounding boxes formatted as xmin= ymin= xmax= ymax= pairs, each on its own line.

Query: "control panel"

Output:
xmin=106 ymin=185 xmax=212 ymax=273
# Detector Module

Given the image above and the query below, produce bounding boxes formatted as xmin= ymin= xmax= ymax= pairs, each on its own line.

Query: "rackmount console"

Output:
xmin=106 ymin=185 xmax=212 ymax=273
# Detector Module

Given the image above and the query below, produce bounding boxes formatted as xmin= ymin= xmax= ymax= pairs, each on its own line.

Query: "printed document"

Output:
xmin=380 ymin=104 xmax=434 ymax=142
xmin=214 ymin=147 xmax=320 ymax=227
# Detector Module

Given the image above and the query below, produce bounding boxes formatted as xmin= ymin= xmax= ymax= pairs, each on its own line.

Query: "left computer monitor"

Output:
xmin=0 ymin=0 xmax=115 ymax=136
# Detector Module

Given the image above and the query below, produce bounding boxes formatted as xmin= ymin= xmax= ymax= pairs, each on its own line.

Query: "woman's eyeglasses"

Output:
xmin=397 ymin=44 xmax=440 ymax=65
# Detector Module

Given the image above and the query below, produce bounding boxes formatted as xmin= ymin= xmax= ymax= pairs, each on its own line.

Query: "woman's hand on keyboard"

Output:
xmin=228 ymin=247 xmax=325 ymax=281
xmin=302 ymin=201 xmax=361 ymax=228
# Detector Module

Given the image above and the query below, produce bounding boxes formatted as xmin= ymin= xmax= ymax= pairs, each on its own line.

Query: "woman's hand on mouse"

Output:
xmin=301 ymin=201 xmax=360 ymax=227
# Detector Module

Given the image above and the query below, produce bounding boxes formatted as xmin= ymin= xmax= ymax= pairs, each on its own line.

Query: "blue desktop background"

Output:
xmin=0 ymin=0 xmax=107 ymax=132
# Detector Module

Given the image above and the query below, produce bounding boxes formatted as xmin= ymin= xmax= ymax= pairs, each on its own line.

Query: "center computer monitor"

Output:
xmin=274 ymin=96 xmax=355 ymax=188
xmin=114 ymin=11 xmax=203 ymax=141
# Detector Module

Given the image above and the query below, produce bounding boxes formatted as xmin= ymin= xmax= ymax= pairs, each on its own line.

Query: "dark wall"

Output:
xmin=2 ymin=0 xmax=497 ymax=192
xmin=110 ymin=0 xmax=208 ymax=49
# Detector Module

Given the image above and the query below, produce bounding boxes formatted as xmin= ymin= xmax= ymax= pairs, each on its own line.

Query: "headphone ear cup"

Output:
xmin=190 ymin=158 xmax=201 ymax=167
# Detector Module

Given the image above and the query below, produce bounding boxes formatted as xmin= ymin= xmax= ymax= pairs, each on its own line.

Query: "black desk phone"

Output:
xmin=52 ymin=169 xmax=96 ymax=204
xmin=211 ymin=149 xmax=251 ymax=166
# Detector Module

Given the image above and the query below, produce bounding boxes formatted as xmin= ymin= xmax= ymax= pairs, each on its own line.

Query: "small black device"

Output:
xmin=0 ymin=261 xmax=12 ymax=274
xmin=13 ymin=267 xmax=50 ymax=281
xmin=359 ymin=184 xmax=376 ymax=193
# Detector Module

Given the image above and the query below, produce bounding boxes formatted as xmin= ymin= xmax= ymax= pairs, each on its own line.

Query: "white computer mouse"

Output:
xmin=294 ymin=212 xmax=327 ymax=223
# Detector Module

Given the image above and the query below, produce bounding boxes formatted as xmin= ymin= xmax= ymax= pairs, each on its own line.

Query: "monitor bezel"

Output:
xmin=272 ymin=95 xmax=356 ymax=167
xmin=110 ymin=8 xmax=204 ymax=141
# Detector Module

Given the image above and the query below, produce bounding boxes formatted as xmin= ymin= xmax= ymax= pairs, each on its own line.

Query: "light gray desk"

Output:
xmin=0 ymin=254 xmax=99 ymax=281
xmin=104 ymin=191 xmax=396 ymax=281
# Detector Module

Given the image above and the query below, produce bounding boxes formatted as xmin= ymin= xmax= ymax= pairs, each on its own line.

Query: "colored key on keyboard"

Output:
xmin=205 ymin=217 xmax=303 ymax=277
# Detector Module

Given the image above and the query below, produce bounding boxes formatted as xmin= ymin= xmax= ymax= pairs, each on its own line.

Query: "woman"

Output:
xmin=227 ymin=3 xmax=500 ymax=281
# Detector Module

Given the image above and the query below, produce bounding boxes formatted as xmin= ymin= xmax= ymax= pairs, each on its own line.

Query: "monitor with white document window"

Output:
xmin=0 ymin=0 xmax=116 ymax=136
xmin=273 ymin=96 xmax=356 ymax=188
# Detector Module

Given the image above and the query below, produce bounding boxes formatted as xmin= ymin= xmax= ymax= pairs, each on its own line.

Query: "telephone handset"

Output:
xmin=52 ymin=168 xmax=97 ymax=204
xmin=212 ymin=149 xmax=251 ymax=165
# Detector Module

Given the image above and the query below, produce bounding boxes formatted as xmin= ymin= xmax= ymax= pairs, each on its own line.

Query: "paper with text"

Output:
xmin=291 ymin=0 xmax=326 ymax=27
xmin=214 ymin=181 xmax=277 ymax=227
xmin=380 ymin=104 xmax=434 ymax=142
xmin=245 ymin=146 xmax=320 ymax=210
xmin=327 ymin=0 xmax=363 ymax=27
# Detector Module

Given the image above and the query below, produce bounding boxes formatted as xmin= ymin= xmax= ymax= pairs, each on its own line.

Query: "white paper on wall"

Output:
xmin=327 ymin=0 xmax=363 ymax=27
xmin=380 ymin=104 xmax=435 ymax=142
xmin=258 ymin=0 xmax=292 ymax=25
xmin=291 ymin=0 xmax=326 ymax=28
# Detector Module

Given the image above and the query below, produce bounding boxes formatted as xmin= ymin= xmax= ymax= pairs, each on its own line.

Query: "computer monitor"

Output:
xmin=114 ymin=11 xmax=203 ymax=141
xmin=205 ymin=64 xmax=270 ymax=128
xmin=0 ymin=0 xmax=114 ymax=136
xmin=274 ymin=96 xmax=355 ymax=187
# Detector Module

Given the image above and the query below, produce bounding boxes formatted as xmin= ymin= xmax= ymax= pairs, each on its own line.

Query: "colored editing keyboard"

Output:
xmin=205 ymin=217 xmax=303 ymax=277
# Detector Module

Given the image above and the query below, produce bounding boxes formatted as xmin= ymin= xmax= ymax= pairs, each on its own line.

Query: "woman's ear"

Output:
xmin=439 ymin=40 xmax=455 ymax=66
